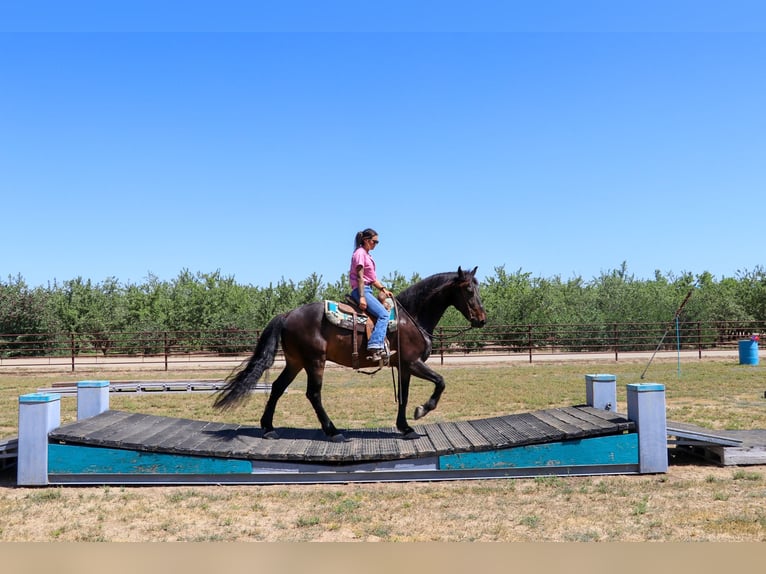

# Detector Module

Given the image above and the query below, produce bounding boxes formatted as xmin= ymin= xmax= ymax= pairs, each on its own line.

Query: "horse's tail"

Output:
xmin=213 ymin=314 xmax=286 ymax=411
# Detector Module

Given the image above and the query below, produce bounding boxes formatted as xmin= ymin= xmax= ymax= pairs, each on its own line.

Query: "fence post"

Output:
xmin=627 ymin=383 xmax=668 ymax=473
xmin=585 ymin=374 xmax=617 ymax=411
xmin=18 ymin=392 xmax=61 ymax=485
xmin=697 ymin=321 xmax=702 ymax=359
xmin=77 ymin=380 xmax=110 ymax=420
xmin=527 ymin=324 xmax=533 ymax=363
xmin=613 ymin=323 xmax=619 ymax=361
xmin=164 ymin=331 xmax=169 ymax=371
xmin=70 ymin=332 xmax=75 ymax=372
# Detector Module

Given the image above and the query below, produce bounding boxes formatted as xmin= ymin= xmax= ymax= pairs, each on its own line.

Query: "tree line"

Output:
xmin=2 ymin=263 xmax=765 ymax=356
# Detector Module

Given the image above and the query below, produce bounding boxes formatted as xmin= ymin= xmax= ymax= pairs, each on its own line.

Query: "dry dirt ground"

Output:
xmin=1 ymin=456 xmax=764 ymax=542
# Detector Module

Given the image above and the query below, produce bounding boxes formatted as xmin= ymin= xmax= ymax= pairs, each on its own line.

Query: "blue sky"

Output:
xmin=2 ymin=2 xmax=766 ymax=289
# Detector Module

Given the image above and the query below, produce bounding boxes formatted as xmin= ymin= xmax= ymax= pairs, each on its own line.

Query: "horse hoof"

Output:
xmin=402 ymin=429 xmax=421 ymax=440
xmin=414 ymin=406 xmax=427 ymax=420
xmin=262 ymin=430 xmax=280 ymax=440
xmin=330 ymin=433 xmax=350 ymax=443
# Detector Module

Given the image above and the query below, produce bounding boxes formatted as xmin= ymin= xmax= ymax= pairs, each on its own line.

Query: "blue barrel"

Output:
xmin=738 ymin=340 xmax=759 ymax=365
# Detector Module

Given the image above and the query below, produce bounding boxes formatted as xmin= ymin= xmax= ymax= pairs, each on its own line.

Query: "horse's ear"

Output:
xmin=457 ymin=266 xmax=478 ymax=279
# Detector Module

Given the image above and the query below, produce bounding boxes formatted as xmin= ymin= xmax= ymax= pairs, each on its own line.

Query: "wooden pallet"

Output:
xmin=667 ymin=420 xmax=766 ymax=466
xmin=39 ymin=380 xmax=273 ymax=395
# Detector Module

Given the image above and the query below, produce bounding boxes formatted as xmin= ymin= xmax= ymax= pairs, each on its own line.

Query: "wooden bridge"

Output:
xmin=16 ymin=376 xmax=680 ymax=485
xmin=45 ymin=405 xmax=639 ymax=484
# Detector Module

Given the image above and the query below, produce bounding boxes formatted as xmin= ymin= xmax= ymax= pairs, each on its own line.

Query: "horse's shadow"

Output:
xmin=204 ymin=426 xmax=402 ymax=442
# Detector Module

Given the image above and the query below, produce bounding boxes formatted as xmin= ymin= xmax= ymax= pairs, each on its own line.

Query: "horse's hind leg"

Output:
xmin=305 ymin=360 xmax=346 ymax=441
xmin=260 ymin=364 xmax=300 ymax=439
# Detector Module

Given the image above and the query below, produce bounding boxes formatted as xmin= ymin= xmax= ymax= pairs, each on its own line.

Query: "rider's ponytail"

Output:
xmin=354 ymin=228 xmax=377 ymax=249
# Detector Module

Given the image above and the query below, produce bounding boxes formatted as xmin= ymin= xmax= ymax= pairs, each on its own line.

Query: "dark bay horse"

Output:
xmin=213 ymin=266 xmax=486 ymax=440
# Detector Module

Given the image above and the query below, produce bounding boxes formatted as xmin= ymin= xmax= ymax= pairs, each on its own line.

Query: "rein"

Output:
xmin=354 ymin=297 xmax=426 ymax=407
xmin=388 ymin=298 xmax=431 ymax=406
xmin=437 ymin=325 xmax=475 ymax=340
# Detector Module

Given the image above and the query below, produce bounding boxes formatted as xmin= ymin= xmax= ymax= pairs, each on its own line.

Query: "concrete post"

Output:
xmin=18 ymin=393 xmax=61 ymax=486
xmin=627 ymin=383 xmax=668 ymax=473
xmin=585 ymin=373 xmax=617 ymax=411
xmin=77 ymin=380 xmax=110 ymax=420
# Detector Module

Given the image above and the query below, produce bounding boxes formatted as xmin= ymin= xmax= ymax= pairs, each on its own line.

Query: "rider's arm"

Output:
xmin=356 ymin=265 xmax=367 ymax=307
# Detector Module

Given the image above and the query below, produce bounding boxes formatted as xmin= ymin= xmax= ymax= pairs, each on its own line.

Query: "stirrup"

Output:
xmin=366 ymin=348 xmax=388 ymax=365
xmin=366 ymin=342 xmax=390 ymax=366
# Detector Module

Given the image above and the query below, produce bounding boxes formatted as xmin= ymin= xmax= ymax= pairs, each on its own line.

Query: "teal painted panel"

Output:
xmin=49 ymin=443 xmax=252 ymax=475
xmin=440 ymin=434 xmax=638 ymax=470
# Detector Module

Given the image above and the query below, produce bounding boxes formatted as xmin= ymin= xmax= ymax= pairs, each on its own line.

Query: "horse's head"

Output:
xmin=452 ymin=266 xmax=487 ymax=328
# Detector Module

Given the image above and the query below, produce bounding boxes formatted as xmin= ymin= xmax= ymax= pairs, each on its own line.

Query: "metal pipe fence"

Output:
xmin=433 ymin=320 xmax=764 ymax=364
xmin=0 ymin=321 xmax=762 ymax=371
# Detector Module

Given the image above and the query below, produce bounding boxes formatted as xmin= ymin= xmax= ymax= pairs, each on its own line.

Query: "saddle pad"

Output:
xmin=324 ymin=299 xmax=397 ymax=332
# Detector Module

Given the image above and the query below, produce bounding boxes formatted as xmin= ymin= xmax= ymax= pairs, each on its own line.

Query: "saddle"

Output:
xmin=324 ymin=297 xmax=397 ymax=368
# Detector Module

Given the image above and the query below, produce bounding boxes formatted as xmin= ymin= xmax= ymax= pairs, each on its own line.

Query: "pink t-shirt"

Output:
xmin=349 ymin=247 xmax=377 ymax=290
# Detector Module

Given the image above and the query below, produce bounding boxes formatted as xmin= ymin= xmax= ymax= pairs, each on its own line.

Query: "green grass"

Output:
xmin=2 ymin=358 xmax=765 ymax=438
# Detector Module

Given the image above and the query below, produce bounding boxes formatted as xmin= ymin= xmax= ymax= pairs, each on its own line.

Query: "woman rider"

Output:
xmin=349 ymin=228 xmax=393 ymax=361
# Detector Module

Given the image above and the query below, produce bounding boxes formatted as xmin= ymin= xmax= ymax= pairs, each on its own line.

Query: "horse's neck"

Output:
xmin=399 ymin=291 xmax=449 ymax=335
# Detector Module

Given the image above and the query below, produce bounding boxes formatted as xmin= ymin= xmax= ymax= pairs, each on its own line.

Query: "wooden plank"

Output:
xmin=50 ymin=410 xmax=136 ymax=442
xmin=258 ymin=437 xmax=301 ymax=460
xmin=571 ymin=408 xmax=632 ymax=433
xmin=713 ymin=445 xmax=766 ymax=466
xmin=559 ymin=407 xmax=622 ymax=432
xmin=305 ymin=436 xmax=346 ymax=462
xmin=494 ymin=415 xmax=544 ymax=444
xmin=186 ymin=422 xmax=243 ymax=457
xmin=532 ymin=409 xmax=588 ymax=437
xmin=667 ymin=420 xmax=743 ymax=446
xmin=284 ymin=437 xmax=319 ymax=461
xmin=359 ymin=434 xmax=387 ymax=460
xmin=451 ymin=421 xmax=494 ymax=451
xmin=109 ymin=415 xmax=185 ymax=449
xmin=393 ymin=432 xmax=419 ymax=459
xmin=469 ymin=418 xmax=510 ymax=446
xmin=78 ymin=413 xmax=155 ymax=447
xmin=435 ymin=422 xmax=475 ymax=452
xmin=569 ymin=407 xmax=634 ymax=431
xmin=410 ymin=431 xmax=437 ymax=457
xmin=160 ymin=419 xmax=225 ymax=455
xmin=490 ymin=415 xmax=543 ymax=445
xmin=515 ymin=413 xmax=564 ymax=441
xmin=168 ymin=421 xmax=229 ymax=455
xmin=538 ymin=408 xmax=603 ymax=436
xmin=348 ymin=428 xmax=407 ymax=461
xmin=424 ymin=423 xmax=457 ymax=454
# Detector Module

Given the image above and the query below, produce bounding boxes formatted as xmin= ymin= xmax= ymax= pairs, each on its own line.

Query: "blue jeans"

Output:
xmin=351 ymin=286 xmax=389 ymax=349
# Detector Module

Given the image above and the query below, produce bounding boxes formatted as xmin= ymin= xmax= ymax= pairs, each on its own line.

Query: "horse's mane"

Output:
xmin=395 ymin=272 xmax=458 ymax=312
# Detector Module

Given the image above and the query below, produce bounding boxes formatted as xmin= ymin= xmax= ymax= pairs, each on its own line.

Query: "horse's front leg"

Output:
xmin=408 ymin=359 xmax=445 ymax=421
xmin=394 ymin=367 xmax=420 ymax=439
